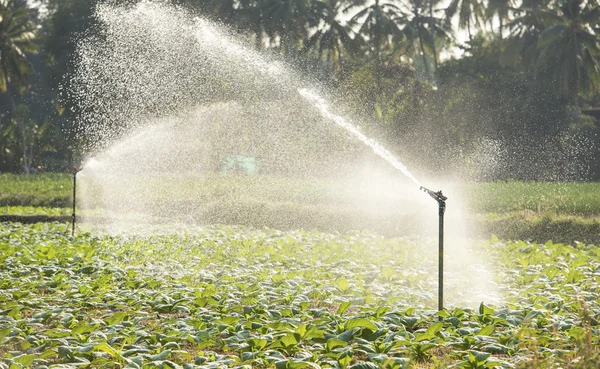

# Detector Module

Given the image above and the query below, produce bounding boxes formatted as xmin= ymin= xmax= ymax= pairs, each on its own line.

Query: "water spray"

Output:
xmin=72 ymin=165 xmax=83 ymax=236
xmin=420 ymin=186 xmax=447 ymax=315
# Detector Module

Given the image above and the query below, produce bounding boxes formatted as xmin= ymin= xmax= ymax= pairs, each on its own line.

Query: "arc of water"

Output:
xmin=298 ymin=88 xmax=422 ymax=187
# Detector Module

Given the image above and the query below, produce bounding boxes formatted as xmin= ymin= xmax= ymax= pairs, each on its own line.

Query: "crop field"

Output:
xmin=462 ymin=182 xmax=600 ymax=216
xmin=3 ymin=174 xmax=600 ymax=243
xmin=2 ymin=223 xmax=600 ymax=368
xmin=3 ymin=174 xmax=600 ymax=216
xmin=0 ymin=175 xmax=71 ymax=208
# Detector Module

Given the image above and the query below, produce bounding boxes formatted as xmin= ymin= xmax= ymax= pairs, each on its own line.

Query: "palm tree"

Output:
xmin=302 ymin=0 xmax=357 ymax=69
xmin=402 ymin=0 xmax=451 ymax=78
xmin=486 ymin=0 xmax=513 ymax=39
xmin=0 ymin=0 xmax=37 ymax=173
xmin=535 ymin=0 xmax=600 ymax=103
xmin=426 ymin=0 xmax=447 ymax=71
xmin=445 ymin=0 xmax=485 ymax=41
xmin=348 ymin=0 xmax=406 ymax=113
xmin=501 ymin=0 xmax=553 ymax=69
xmin=0 ymin=0 xmax=35 ymax=93
xmin=259 ymin=0 xmax=316 ymax=52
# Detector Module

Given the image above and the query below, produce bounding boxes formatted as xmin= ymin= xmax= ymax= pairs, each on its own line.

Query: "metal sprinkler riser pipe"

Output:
xmin=72 ymin=165 xmax=83 ymax=237
xmin=420 ymin=186 xmax=447 ymax=317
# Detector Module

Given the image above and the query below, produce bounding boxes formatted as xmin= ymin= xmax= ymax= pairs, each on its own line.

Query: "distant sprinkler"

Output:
xmin=72 ymin=165 xmax=83 ymax=236
xmin=420 ymin=186 xmax=447 ymax=317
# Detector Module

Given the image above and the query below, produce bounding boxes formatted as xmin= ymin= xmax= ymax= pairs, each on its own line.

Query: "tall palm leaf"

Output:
xmin=535 ymin=0 xmax=600 ymax=101
xmin=402 ymin=0 xmax=451 ymax=78
xmin=348 ymin=0 xmax=405 ymax=55
xmin=486 ymin=0 xmax=513 ymax=39
xmin=259 ymin=0 xmax=316 ymax=51
xmin=303 ymin=0 xmax=357 ymax=68
xmin=501 ymin=0 xmax=554 ymax=69
xmin=348 ymin=0 xmax=406 ymax=113
xmin=0 ymin=0 xmax=37 ymax=173
xmin=0 ymin=0 xmax=36 ymax=93
xmin=445 ymin=0 xmax=485 ymax=40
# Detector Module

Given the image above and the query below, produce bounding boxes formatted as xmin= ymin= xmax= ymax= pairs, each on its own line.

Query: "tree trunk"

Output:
xmin=467 ymin=17 xmax=472 ymax=41
xmin=499 ymin=17 xmax=503 ymax=40
xmin=375 ymin=43 xmax=382 ymax=118
xmin=429 ymin=1 xmax=439 ymax=73
xmin=254 ymin=15 xmax=263 ymax=50
xmin=418 ymin=25 xmax=431 ymax=79
xmin=8 ymin=89 xmax=30 ymax=174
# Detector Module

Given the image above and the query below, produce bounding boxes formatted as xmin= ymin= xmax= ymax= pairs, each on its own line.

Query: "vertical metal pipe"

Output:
xmin=438 ymin=199 xmax=445 ymax=316
xmin=72 ymin=167 xmax=78 ymax=237
xmin=420 ymin=186 xmax=447 ymax=317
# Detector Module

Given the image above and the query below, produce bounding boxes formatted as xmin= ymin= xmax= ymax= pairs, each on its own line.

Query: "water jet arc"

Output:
xmin=420 ymin=186 xmax=447 ymax=315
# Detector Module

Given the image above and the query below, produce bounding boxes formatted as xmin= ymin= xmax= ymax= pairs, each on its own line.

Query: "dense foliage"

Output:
xmin=0 ymin=0 xmax=599 ymax=179
xmin=1 ymin=223 xmax=600 ymax=368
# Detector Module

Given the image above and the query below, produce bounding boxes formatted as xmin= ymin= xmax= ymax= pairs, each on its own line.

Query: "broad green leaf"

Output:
xmin=476 ymin=325 xmax=495 ymax=336
xmin=296 ymin=324 xmax=307 ymax=338
xmin=326 ymin=338 xmax=347 ymax=351
xmin=104 ymin=311 xmax=128 ymax=325
xmin=151 ymin=350 xmax=171 ymax=361
xmin=480 ymin=343 xmax=511 ymax=355
xmin=468 ymin=350 xmax=491 ymax=362
xmin=338 ymin=353 xmax=353 ymax=369
xmin=279 ymin=334 xmax=298 ymax=348
xmin=0 ymin=328 xmax=11 ymax=345
xmin=248 ymin=338 xmax=268 ymax=351
xmin=336 ymin=277 xmax=349 ymax=292
xmin=57 ymin=346 xmax=73 ymax=358
xmin=345 ymin=318 xmax=377 ymax=332
xmin=337 ymin=301 xmax=352 ymax=315
xmin=95 ymin=342 xmax=118 ymax=358
xmin=272 ymin=273 xmax=284 ymax=283
xmin=568 ymin=327 xmax=586 ymax=340
xmin=40 ymin=350 xmax=58 ymax=359
xmin=415 ymin=322 xmax=442 ymax=342
xmin=12 ymin=354 xmax=36 ymax=367
xmin=479 ymin=303 xmax=494 ymax=316
xmin=337 ymin=329 xmax=357 ymax=342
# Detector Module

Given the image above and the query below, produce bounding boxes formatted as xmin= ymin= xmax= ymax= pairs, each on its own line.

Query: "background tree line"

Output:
xmin=0 ymin=0 xmax=599 ymax=180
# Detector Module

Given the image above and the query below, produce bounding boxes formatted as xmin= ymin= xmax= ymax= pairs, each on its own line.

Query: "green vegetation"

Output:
xmin=2 ymin=173 xmax=600 ymax=242
xmin=478 ymin=212 xmax=600 ymax=245
xmin=463 ymin=182 xmax=600 ymax=215
xmin=3 ymin=174 xmax=600 ymax=216
xmin=0 ymin=174 xmax=70 ymax=207
xmin=0 ymin=206 xmax=68 ymax=216
xmin=1 ymin=223 xmax=599 ymax=368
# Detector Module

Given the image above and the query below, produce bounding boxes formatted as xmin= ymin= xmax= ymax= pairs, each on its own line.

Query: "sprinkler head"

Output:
xmin=420 ymin=186 xmax=447 ymax=204
xmin=73 ymin=165 xmax=83 ymax=174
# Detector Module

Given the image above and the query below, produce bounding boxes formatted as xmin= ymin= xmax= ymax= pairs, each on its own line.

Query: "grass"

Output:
xmin=0 ymin=174 xmax=71 ymax=207
xmin=477 ymin=212 xmax=600 ymax=244
xmin=2 ymin=173 xmax=600 ymax=242
xmin=462 ymin=181 xmax=600 ymax=216
xmin=2 ymin=174 xmax=600 ymax=216
xmin=1 ymin=223 xmax=599 ymax=368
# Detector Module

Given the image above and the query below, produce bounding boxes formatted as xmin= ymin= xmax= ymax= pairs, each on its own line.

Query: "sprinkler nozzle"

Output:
xmin=73 ymin=165 xmax=83 ymax=174
xmin=420 ymin=186 xmax=447 ymax=204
